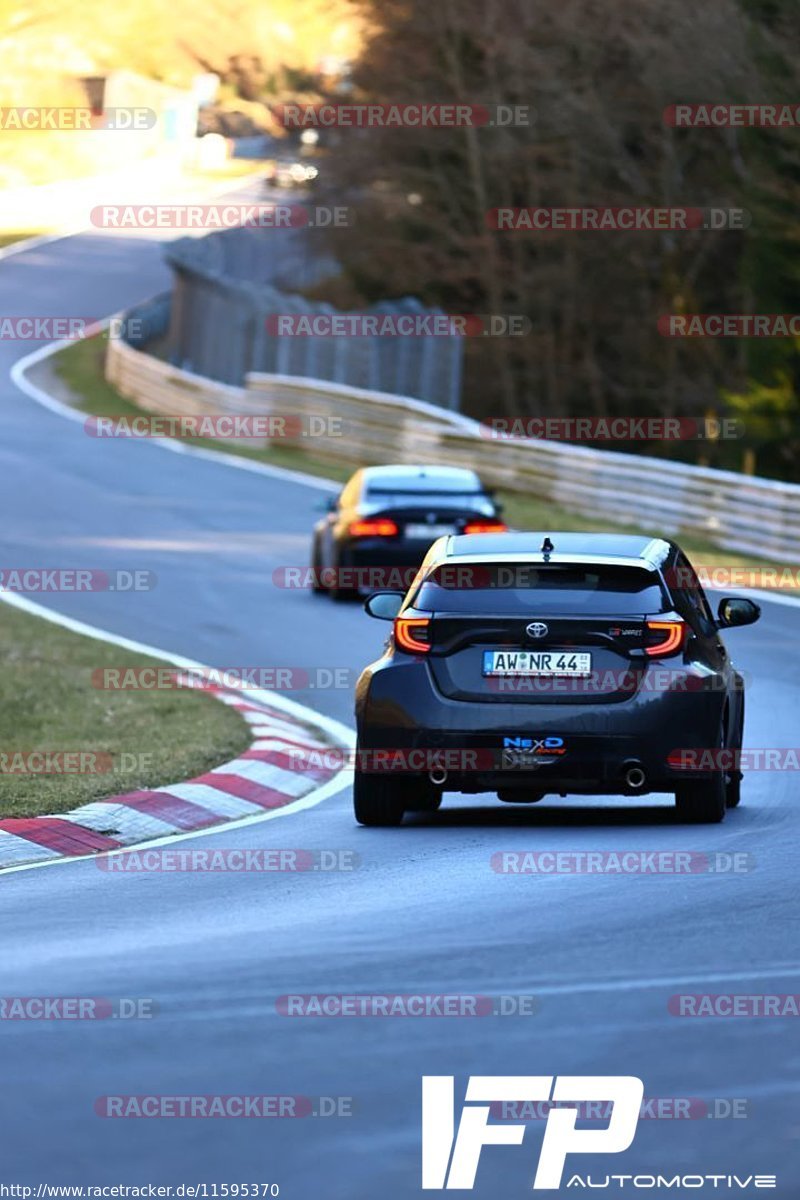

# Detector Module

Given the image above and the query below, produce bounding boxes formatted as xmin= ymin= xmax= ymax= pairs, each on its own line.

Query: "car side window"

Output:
xmin=672 ymin=553 xmax=714 ymax=628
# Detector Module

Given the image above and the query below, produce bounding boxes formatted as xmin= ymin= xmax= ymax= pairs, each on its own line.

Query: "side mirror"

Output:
xmin=364 ymin=591 xmax=404 ymax=620
xmin=717 ymin=596 xmax=760 ymax=629
xmin=316 ymin=495 xmax=337 ymax=513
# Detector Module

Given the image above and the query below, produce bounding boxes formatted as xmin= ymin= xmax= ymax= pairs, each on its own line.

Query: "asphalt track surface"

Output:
xmin=1 ymin=199 xmax=799 ymax=1196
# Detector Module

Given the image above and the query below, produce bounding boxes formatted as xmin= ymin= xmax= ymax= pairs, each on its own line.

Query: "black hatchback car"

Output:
xmin=311 ymin=464 xmax=506 ymax=600
xmin=354 ymin=532 xmax=760 ymax=825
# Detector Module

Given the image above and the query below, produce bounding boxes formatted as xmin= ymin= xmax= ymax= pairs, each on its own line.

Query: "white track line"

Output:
xmin=516 ymin=963 xmax=800 ymax=999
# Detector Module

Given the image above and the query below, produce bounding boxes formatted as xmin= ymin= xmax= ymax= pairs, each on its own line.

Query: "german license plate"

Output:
xmin=404 ymin=523 xmax=456 ymax=539
xmin=482 ymin=650 xmax=592 ymax=677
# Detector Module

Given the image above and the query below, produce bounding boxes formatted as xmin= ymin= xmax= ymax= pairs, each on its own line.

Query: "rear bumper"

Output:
xmin=355 ymin=658 xmax=731 ymax=795
xmin=336 ymin=541 xmax=429 ymax=591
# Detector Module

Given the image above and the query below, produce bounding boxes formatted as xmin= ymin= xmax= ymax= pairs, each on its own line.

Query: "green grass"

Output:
xmin=0 ymin=601 xmax=251 ymax=818
xmin=53 ymin=333 xmax=797 ymax=585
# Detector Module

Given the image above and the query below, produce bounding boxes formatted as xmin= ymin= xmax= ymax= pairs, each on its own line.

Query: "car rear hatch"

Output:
xmin=413 ymin=560 xmax=674 ymax=705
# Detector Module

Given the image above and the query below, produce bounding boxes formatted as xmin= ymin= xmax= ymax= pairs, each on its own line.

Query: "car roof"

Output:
xmin=437 ymin=531 xmax=673 ymax=568
xmin=361 ymin=464 xmax=482 ymax=490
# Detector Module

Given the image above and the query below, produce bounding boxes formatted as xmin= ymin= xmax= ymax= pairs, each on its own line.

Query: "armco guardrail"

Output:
xmin=105 ymin=333 xmax=800 ymax=563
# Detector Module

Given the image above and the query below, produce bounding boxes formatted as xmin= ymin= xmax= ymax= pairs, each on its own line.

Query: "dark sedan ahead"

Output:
xmin=311 ymin=464 xmax=506 ymax=600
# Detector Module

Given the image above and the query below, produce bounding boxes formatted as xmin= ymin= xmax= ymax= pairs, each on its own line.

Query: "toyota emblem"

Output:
xmin=526 ymin=621 xmax=549 ymax=639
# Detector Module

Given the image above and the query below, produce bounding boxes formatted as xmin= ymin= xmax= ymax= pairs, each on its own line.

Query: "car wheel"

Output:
xmin=310 ymin=537 xmax=326 ymax=593
xmin=675 ymin=776 xmax=726 ymax=823
xmin=330 ymin=555 xmax=359 ymax=602
xmin=406 ymin=786 xmax=443 ymax=813
xmin=675 ymin=718 xmax=727 ymax=823
xmin=353 ymin=769 xmax=407 ymax=826
xmin=726 ymin=696 xmax=744 ymax=808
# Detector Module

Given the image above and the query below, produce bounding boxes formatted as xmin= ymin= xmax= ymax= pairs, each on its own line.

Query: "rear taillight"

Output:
xmin=394 ymin=616 xmax=431 ymax=654
xmin=462 ymin=520 xmax=508 ymax=534
xmin=645 ymin=619 xmax=687 ymax=657
xmin=348 ymin=518 xmax=399 ymax=538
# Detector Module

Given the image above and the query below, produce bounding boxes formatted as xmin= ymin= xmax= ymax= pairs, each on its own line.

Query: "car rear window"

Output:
xmin=413 ymin=563 xmax=667 ymax=615
xmin=365 ymin=475 xmax=481 ymax=495
xmin=364 ymin=490 xmax=491 ymax=509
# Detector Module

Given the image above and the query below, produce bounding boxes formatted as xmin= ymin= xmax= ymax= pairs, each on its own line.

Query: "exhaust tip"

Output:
xmin=429 ymin=767 xmax=448 ymax=786
xmin=622 ymin=761 xmax=646 ymax=790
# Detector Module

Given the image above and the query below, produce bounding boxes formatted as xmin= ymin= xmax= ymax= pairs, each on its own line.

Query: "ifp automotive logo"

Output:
xmin=422 ymin=1075 xmax=643 ymax=1189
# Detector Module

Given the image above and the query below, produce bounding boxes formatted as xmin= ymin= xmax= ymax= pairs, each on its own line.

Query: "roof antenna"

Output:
xmin=541 ymin=536 xmax=554 ymax=557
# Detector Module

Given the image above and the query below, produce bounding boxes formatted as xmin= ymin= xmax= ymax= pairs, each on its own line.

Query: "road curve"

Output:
xmin=1 ymin=220 xmax=799 ymax=1197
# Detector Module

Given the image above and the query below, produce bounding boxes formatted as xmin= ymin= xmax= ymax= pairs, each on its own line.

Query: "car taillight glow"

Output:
xmin=645 ymin=619 xmax=687 ymax=657
xmin=462 ymin=520 xmax=509 ymax=534
xmin=394 ymin=616 xmax=431 ymax=653
xmin=348 ymin=518 xmax=399 ymax=538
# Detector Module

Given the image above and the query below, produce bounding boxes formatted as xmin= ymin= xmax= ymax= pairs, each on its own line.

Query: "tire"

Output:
xmin=353 ymin=770 xmax=408 ymax=826
xmin=330 ymin=554 xmax=359 ymax=602
xmin=406 ymin=786 xmax=443 ymax=813
xmin=724 ymin=688 xmax=744 ymax=808
xmin=675 ymin=776 xmax=726 ymax=823
xmin=726 ymin=772 xmax=741 ymax=807
xmin=675 ymin=716 xmax=727 ymax=823
xmin=310 ymin=538 xmax=326 ymax=593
